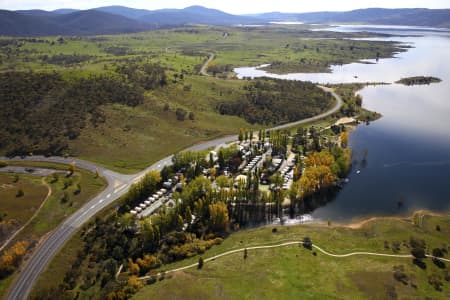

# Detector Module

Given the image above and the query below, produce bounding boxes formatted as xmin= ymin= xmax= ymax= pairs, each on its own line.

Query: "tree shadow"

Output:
xmin=413 ymin=259 xmax=427 ymax=270
xmin=433 ymin=258 xmax=446 ymax=269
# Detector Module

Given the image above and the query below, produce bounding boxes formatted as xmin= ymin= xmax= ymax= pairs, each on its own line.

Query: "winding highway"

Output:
xmin=4 ymin=70 xmax=342 ymax=300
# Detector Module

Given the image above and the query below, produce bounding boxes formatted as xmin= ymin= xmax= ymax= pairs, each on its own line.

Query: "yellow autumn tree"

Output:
xmin=68 ymin=161 xmax=75 ymax=175
xmin=0 ymin=240 xmax=28 ymax=275
xmin=294 ymin=150 xmax=339 ymax=199
xmin=127 ymin=275 xmax=143 ymax=290
xmin=10 ymin=240 xmax=27 ymax=260
xmin=0 ymin=253 xmax=15 ymax=273
xmin=128 ymin=258 xmax=140 ymax=275
xmin=208 ymin=202 xmax=229 ymax=233
xmin=136 ymin=255 xmax=159 ymax=274
xmin=305 ymin=151 xmax=335 ymax=168
xmin=340 ymin=131 xmax=349 ymax=148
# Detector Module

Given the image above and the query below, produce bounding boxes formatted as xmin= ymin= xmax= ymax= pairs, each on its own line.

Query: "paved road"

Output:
xmin=4 ymin=86 xmax=342 ymax=300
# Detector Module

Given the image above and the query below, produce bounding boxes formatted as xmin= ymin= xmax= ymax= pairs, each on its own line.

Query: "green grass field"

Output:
xmin=133 ymin=212 xmax=450 ymax=299
xmin=5 ymin=162 xmax=107 ymax=236
xmin=0 ymin=173 xmax=48 ymax=229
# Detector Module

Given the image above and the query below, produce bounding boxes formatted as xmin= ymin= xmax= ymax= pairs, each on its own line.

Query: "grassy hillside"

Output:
xmin=134 ymin=212 xmax=450 ymax=299
xmin=0 ymin=26 xmax=405 ymax=173
xmin=0 ymin=173 xmax=48 ymax=242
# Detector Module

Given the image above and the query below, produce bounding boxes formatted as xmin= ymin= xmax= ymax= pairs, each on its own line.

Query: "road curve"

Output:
xmin=139 ymin=240 xmax=450 ymax=280
xmin=4 ymin=86 xmax=342 ymax=300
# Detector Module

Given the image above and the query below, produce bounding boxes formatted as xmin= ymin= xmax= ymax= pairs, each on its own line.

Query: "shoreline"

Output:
xmin=336 ymin=209 xmax=448 ymax=229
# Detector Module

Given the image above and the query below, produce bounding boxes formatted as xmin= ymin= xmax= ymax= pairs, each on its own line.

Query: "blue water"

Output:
xmin=235 ymin=25 xmax=450 ymax=221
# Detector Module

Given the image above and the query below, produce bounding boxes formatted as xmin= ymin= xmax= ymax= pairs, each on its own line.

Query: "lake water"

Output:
xmin=235 ymin=25 xmax=450 ymax=222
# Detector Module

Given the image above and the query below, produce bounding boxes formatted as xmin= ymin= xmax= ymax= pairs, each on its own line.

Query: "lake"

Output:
xmin=235 ymin=25 xmax=450 ymax=222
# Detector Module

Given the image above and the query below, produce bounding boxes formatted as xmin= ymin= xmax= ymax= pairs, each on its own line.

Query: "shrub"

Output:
xmin=393 ymin=265 xmax=408 ymax=285
xmin=16 ymin=189 xmax=24 ymax=197
xmin=198 ymin=257 xmax=204 ymax=269
xmin=428 ymin=274 xmax=443 ymax=291
xmin=303 ymin=237 xmax=312 ymax=250
xmin=411 ymin=247 xmax=426 ymax=259
xmin=61 ymin=191 xmax=70 ymax=203
xmin=175 ymin=108 xmax=187 ymax=121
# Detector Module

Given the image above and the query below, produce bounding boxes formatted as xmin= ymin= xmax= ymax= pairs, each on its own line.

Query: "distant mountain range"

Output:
xmin=256 ymin=8 xmax=450 ymax=28
xmin=1 ymin=6 xmax=449 ymax=36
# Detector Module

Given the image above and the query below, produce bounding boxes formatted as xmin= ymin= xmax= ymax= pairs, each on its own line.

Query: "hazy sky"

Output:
xmin=1 ymin=0 xmax=449 ymax=14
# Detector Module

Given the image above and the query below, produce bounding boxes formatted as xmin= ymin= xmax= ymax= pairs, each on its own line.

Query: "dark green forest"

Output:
xmin=217 ymin=78 xmax=334 ymax=125
xmin=0 ymin=64 xmax=167 ymax=156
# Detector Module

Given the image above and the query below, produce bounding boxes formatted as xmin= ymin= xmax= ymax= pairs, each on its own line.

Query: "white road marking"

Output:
xmin=90 ymin=204 xmax=96 ymax=209
xmin=114 ymin=185 xmax=126 ymax=194
xmin=99 ymin=199 xmax=104 ymax=203
xmin=107 ymin=193 xmax=111 ymax=198
xmin=158 ymin=164 xmax=161 ymax=168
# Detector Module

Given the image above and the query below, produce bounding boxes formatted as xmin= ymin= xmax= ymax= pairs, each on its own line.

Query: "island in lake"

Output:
xmin=396 ymin=76 xmax=442 ymax=86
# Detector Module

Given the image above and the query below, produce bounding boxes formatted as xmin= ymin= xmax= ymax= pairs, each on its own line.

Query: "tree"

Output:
xmin=218 ymin=150 xmax=225 ymax=169
xmin=16 ymin=189 xmax=24 ymax=197
xmin=209 ymin=152 xmax=215 ymax=168
xmin=270 ymin=172 xmax=283 ymax=188
xmin=61 ymin=191 xmax=70 ymax=203
xmin=431 ymin=248 xmax=445 ymax=268
xmin=175 ymin=108 xmax=187 ymax=121
xmin=216 ymin=175 xmax=231 ymax=189
xmin=303 ymin=237 xmax=312 ymax=250
xmin=51 ymin=173 xmax=59 ymax=183
xmin=184 ymin=206 xmax=193 ymax=225
xmin=0 ymin=253 xmax=15 ymax=276
xmin=103 ymin=259 xmax=118 ymax=278
xmin=68 ymin=161 xmax=75 ymax=176
xmin=74 ymin=183 xmax=81 ymax=195
xmin=127 ymin=275 xmax=143 ymax=290
xmin=141 ymin=170 xmax=162 ymax=196
xmin=128 ymin=258 xmax=140 ymax=275
xmin=210 ymin=167 xmax=216 ymax=180
xmin=136 ymin=255 xmax=159 ymax=275
xmin=411 ymin=247 xmax=426 ymax=260
xmin=198 ymin=257 xmax=204 ymax=269
xmin=340 ymin=131 xmax=349 ymax=148
xmin=238 ymin=128 xmax=244 ymax=142
xmin=208 ymin=202 xmax=229 ymax=233
xmin=112 ymin=245 xmax=124 ymax=260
